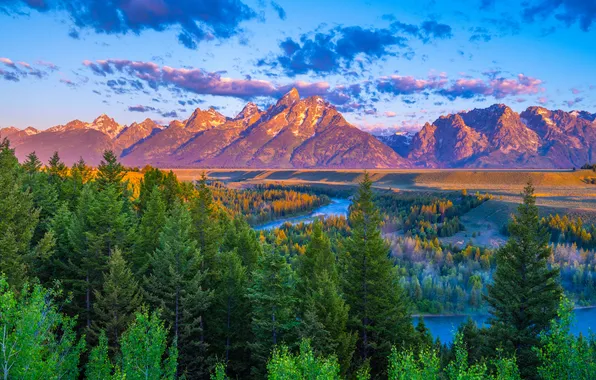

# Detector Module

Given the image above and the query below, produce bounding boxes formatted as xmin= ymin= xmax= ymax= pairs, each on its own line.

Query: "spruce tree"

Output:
xmin=46 ymin=151 xmax=68 ymax=180
xmin=297 ymin=220 xmax=355 ymax=374
xmin=0 ymin=139 xmax=40 ymax=289
xmin=22 ymin=158 xmax=60 ymax=247
xmin=96 ymin=150 xmax=125 ymax=191
xmin=343 ymin=172 xmax=413 ymax=377
xmin=222 ymin=217 xmax=262 ymax=272
xmin=63 ymin=158 xmax=92 ymax=207
xmin=190 ymin=173 xmax=221 ymax=271
xmin=133 ymin=186 xmax=167 ymax=275
xmin=90 ymin=248 xmax=143 ymax=354
xmin=22 ymin=151 xmax=42 ymax=174
xmin=65 ymin=184 xmax=135 ymax=330
xmin=209 ymin=249 xmax=252 ymax=377
xmin=485 ymin=181 xmax=562 ymax=378
xmin=248 ymin=250 xmax=298 ymax=378
xmin=144 ymin=202 xmax=211 ymax=378
xmin=138 ymin=166 xmax=165 ymax=213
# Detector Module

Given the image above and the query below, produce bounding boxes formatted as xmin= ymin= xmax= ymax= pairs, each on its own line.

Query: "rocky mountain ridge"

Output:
xmin=1 ymin=91 xmax=594 ymax=169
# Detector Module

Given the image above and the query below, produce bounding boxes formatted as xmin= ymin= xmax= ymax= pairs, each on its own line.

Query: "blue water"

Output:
xmin=254 ymin=198 xmax=351 ymax=231
xmin=416 ymin=307 xmax=596 ymax=344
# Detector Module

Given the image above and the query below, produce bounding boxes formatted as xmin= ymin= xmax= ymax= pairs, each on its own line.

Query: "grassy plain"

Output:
xmin=167 ymin=168 xmax=596 ymax=247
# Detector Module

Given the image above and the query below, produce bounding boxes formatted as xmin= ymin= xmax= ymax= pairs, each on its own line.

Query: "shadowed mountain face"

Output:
xmin=2 ymin=90 xmax=594 ymax=168
xmin=406 ymin=104 xmax=594 ymax=168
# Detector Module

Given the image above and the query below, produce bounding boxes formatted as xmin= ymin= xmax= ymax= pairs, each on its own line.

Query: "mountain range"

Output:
xmin=1 ymin=89 xmax=594 ymax=169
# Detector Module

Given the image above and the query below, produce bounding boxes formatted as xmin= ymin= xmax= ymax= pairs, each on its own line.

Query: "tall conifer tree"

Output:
xmin=144 ymin=202 xmax=211 ymax=378
xmin=343 ymin=173 xmax=413 ymax=377
xmin=0 ymin=139 xmax=40 ymax=289
xmin=485 ymin=181 xmax=562 ymax=378
xmin=209 ymin=249 xmax=252 ymax=377
xmin=297 ymin=220 xmax=355 ymax=374
xmin=133 ymin=186 xmax=167 ymax=275
xmin=248 ymin=250 xmax=298 ymax=378
xmin=190 ymin=173 xmax=221 ymax=270
xmin=90 ymin=248 xmax=143 ymax=354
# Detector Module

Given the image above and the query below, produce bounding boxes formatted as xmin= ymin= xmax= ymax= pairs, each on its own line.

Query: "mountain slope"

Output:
xmin=201 ymin=89 xmax=408 ymax=168
xmin=120 ymin=108 xmax=226 ymax=166
xmin=3 ymin=96 xmax=594 ymax=169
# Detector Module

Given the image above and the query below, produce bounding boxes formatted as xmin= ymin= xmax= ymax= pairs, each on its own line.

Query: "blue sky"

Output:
xmin=0 ymin=0 xmax=595 ymax=133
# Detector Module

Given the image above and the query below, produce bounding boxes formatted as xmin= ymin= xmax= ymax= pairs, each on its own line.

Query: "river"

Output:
xmin=254 ymin=198 xmax=351 ymax=231
xmin=253 ymin=198 xmax=596 ymax=344
xmin=416 ymin=307 xmax=596 ymax=344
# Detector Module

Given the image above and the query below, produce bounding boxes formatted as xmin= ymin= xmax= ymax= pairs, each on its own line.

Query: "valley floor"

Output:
xmin=172 ymin=168 xmax=596 ymax=236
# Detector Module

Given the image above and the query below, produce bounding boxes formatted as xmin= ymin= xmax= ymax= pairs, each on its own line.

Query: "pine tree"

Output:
xmin=190 ymin=173 xmax=221 ymax=271
xmin=343 ymin=172 xmax=413 ymax=377
xmin=222 ymin=217 xmax=262 ymax=272
xmin=22 ymin=151 xmax=42 ymax=174
xmin=138 ymin=166 xmax=165 ymax=213
xmin=0 ymin=139 xmax=40 ymax=289
xmin=90 ymin=248 xmax=143 ymax=354
xmin=133 ymin=186 xmax=167 ymax=275
xmin=46 ymin=151 xmax=68 ymax=180
xmin=485 ymin=181 xmax=562 ymax=378
xmin=22 ymin=158 xmax=60 ymax=247
xmin=209 ymin=249 xmax=252 ymax=377
xmin=96 ymin=150 xmax=125 ymax=191
xmin=297 ymin=220 xmax=355 ymax=374
xmin=62 ymin=158 xmax=92 ymax=207
xmin=64 ymin=184 xmax=135 ymax=330
xmin=144 ymin=202 xmax=211 ymax=378
xmin=248 ymin=250 xmax=298 ymax=378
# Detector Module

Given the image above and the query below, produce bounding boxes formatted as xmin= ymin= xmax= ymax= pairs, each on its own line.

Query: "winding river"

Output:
xmin=254 ymin=198 xmax=596 ymax=344
xmin=254 ymin=197 xmax=351 ymax=231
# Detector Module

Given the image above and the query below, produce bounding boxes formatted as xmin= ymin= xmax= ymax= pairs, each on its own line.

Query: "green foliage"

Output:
xmin=96 ymin=150 xmax=125 ymax=192
xmin=0 ymin=276 xmax=84 ymax=379
xmin=249 ymin=250 xmax=298 ymax=377
xmin=90 ymin=248 xmax=143 ymax=354
xmin=86 ymin=333 xmax=113 ymax=379
xmin=343 ymin=172 xmax=413 ymax=376
xmin=222 ymin=217 xmax=263 ymax=272
xmin=3 ymin=145 xmax=594 ymax=380
xmin=485 ymin=181 xmax=562 ymax=377
xmin=536 ymin=297 xmax=596 ymax=380
xmin=211 ymin=362 xmax=228 ymax=380
xmin=388 ymin=346 xmax=440 ymax=380
xmin=138 ymin=167 xmax=182 ymax=212
xmin=0 ymin=138 xmax=42 ymax=289
xmin=47 ymin=151 xmax=68 ymax=180
xmin=119 ymin=311 xmax=178 ymax=380
xmin=62 ymin=158 xmax=92 ymax=208
xmin=209 ymin=249 xmax=252 ymax=377
xmin=64 ymin=183 xmax=135 ymax=329
xmin=266 ymin=339 xmax=342 ymax=379
xmin=144 ymin=201 xmax=211 ymax=378
xmin=133 ymin=186 xmax=167 ymax=275
xmin=190 ymin=174 xmax=222 ymax=269
xmin=297 ymin=220 xmax=356 ymax=373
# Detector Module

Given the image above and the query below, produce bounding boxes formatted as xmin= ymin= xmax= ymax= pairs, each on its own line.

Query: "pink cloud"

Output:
xmin=384 ymin=111 xmax=397 ymax=117
xmin=84 ymin=59 xmax=336 ymax=101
